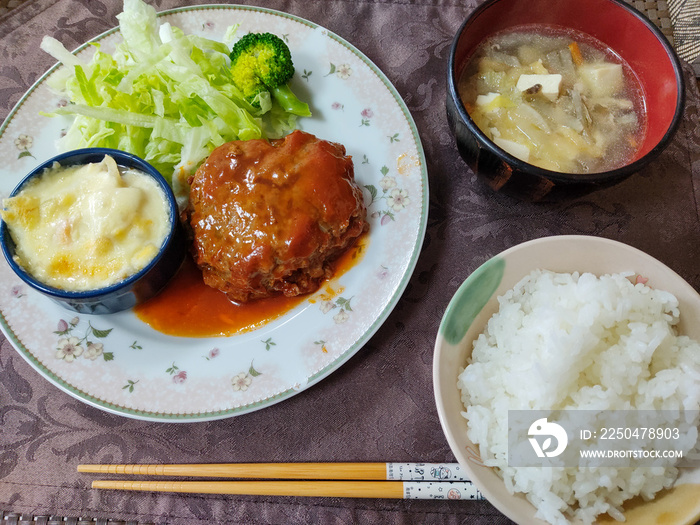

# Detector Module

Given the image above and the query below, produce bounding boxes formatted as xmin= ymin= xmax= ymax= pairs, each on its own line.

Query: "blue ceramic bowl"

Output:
xmin=446 ymin=0 xmax=685 ymax=201
xmin=1 ymin=148 xmax=186 ymax=314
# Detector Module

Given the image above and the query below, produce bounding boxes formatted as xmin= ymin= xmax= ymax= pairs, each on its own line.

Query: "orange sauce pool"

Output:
xmin=134 ymin=235 xmax=368 ymax=337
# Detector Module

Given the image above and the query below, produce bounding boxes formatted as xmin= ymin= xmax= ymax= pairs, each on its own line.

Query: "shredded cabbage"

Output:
xmin=40 ymin=0 xmax=301 ymax=190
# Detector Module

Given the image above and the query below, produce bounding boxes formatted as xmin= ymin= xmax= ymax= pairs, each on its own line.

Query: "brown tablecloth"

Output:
xmin=1 ymin=1 xmax=699 ymax=524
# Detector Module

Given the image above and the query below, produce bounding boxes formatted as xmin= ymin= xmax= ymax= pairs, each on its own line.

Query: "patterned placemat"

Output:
xmin=1 ymin=0 xmax=695 ymax=69
xmin=6 ymin=0 xmax=693 ymax=71
xmin=0 ymin=0 xmax=22 ymax=17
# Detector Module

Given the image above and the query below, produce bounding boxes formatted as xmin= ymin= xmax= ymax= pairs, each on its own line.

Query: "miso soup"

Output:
xmin=458 ymin=26 xmax=646 ymax=174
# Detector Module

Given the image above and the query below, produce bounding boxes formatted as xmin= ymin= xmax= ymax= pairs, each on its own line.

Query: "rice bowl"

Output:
xmin=433 ymin=235 xmax=700 ymax=525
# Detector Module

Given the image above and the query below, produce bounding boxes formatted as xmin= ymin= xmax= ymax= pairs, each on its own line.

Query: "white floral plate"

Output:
xmin=0 ymin=5 xmax=428 ymax=421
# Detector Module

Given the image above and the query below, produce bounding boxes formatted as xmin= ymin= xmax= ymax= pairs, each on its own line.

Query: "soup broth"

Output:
xmin=458 ymin=26 xmax=646 ymax=174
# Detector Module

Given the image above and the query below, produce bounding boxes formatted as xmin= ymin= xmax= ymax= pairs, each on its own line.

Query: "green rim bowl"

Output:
xmin=433 ymin=235 xmax=700 ymax=524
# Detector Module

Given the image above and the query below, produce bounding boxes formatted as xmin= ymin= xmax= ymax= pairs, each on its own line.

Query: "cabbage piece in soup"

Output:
xmin=458 ymin=26 xmax=646 ymax=174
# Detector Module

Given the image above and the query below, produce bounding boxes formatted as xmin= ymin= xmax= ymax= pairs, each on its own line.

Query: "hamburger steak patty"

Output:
xmin=185 ymin=130 xmax=369 ymax=302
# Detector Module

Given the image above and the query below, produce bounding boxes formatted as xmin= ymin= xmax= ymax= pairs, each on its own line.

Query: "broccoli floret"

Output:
xmin=229 ymin=32 xmax=311 ymax=117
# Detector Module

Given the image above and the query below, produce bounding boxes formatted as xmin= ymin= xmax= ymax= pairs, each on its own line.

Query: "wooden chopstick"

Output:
xmin=80 ymin=463 xmax=484 ymax=500
xmin=90 ymin=479 xmax=484 ymax=500
xmin=78 ymin=462 xmax=470 ymax=481
xmin=78 ymin=463 xmax=483 ymax=499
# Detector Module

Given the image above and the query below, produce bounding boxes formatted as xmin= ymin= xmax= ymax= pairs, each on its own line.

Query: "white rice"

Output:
xmin=457 ymin=269 xmax=700 ymax=525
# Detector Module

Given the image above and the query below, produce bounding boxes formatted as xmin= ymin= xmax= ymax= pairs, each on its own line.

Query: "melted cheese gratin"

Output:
xmin=2 ymin=155 xmax=170 ymax=291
